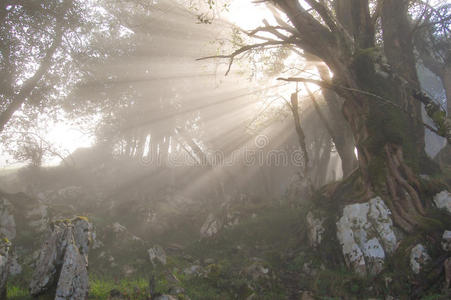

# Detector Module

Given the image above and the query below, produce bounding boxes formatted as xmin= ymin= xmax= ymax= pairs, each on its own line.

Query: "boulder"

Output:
xmin=243 ymin=260 xmax=270 ymax=281
xmin=433 ymin=190 xmax=451 ymax=214
xmin=148 ymin=245 xmax=167 ymax=266
xmin=336 ymin=197 xmax=397 ymax=276
xmin=200 ymin=213 xmax=222 ymax=238
xmin=410 ymin=244 xmax=430 ymax=274
xmin=442 ymin=230 xmax=451 ymax=252
xmin=0 ymin=237 xmax=11 ymax=298
xmin=55 ymin=243 xmax=89 ymax=300
xmin=306 ymin=212 xmax=325 ymax=248
xmin=29 ymin=217 xmax=92 ymax=299
xmin=183 ymin=265 xmax=203 ymax=277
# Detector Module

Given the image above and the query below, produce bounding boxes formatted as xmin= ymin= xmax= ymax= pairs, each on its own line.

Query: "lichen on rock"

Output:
xmin=29 ymin=217 xmax=92 ymax=299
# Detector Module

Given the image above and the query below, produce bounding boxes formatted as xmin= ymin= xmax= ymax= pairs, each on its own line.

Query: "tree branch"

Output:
xmin=0 ymin=25 xmax=64 ymax=132
xmin=278 ymin=76 xmax=451 ymax=143
xmin=197 ymin=37 xmax=297 ymax=75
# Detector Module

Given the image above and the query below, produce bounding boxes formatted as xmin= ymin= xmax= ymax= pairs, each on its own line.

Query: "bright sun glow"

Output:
xmin=224 ymin=1 xmax=274 ymax=30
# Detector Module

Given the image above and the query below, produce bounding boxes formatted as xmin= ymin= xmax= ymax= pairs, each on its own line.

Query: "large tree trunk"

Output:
xmin=324 ymin=0 xmax=427 ymax=232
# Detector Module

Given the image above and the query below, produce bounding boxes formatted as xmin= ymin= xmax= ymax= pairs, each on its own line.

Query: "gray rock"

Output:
xmin=204 ymin=258 xmax=215 ymax=265
xmin=243 ymin=261 xmax=270 ymax=281
xmin=336 ymin=197 xmax=397 ymax=276
xmin=0 ymin=192 xmax=49 ymax=247
xmin=200 ymin=213 xmax=222 ymax=238
xmin=0 ymin=237 xmax=11 ymax=298
xmin=433 ymin=190 xmax=451 ymax=213
xmin=442 ymin=230 xmax=451 ymax=251
xmin=8 ymin=252 xmax=22 ymax=276
xmin=0 ymin=198 xmax=16 ymax=240
xmin=306 ymin=212 xmax=325 ymax=248
xmin=148 ymin=245 xmax=167 ymax=266
xmin=29 ymin=224 xmax=66 ymax=295
xmin=30 ymin=217 xmax=92 ymax=299
xmin=112 ymin=222 xmax=127 ymax=233
xmin=410 ymin=244 xmax=430 ymax=274
xmin=72 ymin=217 xmax=91 ymax=264
xmin=183 ymin=265 xmax=203 ymax=276
xmin=55 ymin=243 xmax=89 ymax=300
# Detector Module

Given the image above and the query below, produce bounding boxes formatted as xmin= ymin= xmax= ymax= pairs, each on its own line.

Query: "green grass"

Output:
xmin=7 ymin=285 xmax=32 ymax=300
xmin=89 ymin=277 xmax=150 ymax=299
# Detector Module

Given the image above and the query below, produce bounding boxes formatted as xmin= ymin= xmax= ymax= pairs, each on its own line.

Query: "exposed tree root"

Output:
xmin=384 ymin=144 xmax=425 ymax=232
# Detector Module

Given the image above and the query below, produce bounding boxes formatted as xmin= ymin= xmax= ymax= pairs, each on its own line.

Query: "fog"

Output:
xmin=1 ymin=0 xmax=449 ymax=299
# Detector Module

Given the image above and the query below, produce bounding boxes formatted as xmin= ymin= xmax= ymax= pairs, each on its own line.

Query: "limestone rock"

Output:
xmin=410 ymin=244 xmax=430 ymax=274
xmin=0 ymin=198 xmax=16 ymax=240
xmin=306 ymin=212 xmax=325 ymax=248
xmin=442 ymin=230 xmax=451 ymax=252
xmin=0 ymin=191 xmax=49 ymax=243
xmin=30 ymin=217 xmax=92 ymax=299
xmin=243 ymin=260 xmax=270 ymax=281
xmin=29 ymin=224 xmax=66 ymax=295
xmin=112 ymin=222 xmax=127 ymax=233
xmin=26 ymin=202 xmax=49 ymax=233
xmin=0 ymin=237 xmax=11 ymax=298
xmin=148 ymin=245 xmax=167 ymax=266
xmin=336 ymin=197 xmax=397 ymax=276
xmin=433 ymin=190 xmax=451 ymax=214
xmin=183 ymin=265 xmax=203 ymax=277
xmin=8 ymin=252 xmax=22 ymax=276
xmin=55 ymin=243 xmax=89 ymax=300
xmin=200 ymin=213 xmax=222 ymax=238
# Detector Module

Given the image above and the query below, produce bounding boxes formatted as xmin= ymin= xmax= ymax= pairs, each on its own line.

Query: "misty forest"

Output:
xmin=1 ymin=0 xmax=451 ymax=299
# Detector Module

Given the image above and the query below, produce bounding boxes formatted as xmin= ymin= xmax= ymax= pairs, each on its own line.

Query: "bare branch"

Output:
xmin=197 ymin=37 xmax=297 ymax=75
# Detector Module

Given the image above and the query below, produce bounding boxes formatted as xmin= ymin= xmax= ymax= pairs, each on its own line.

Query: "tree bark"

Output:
xmin=275 ymin=0 xmax=428 ymax=232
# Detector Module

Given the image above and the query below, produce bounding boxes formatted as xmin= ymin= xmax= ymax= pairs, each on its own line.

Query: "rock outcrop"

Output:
xmin=336 ymin=197 xmax=397 ymax=276
xmin=200 ymin=213 xmax=222 ymax=238
xmin=410 ymin=244 xmax=431 ymax=274
xmin=148 ymin=245 xmax=167 ymax=266
xmin=30 ymin=217 xmax=92 ymax=299
xmin=0 ymin=191 xmax=48 ymax=239
xmin=0 ymin=237 xmax=11 ymax=299
xmin=0 ymin=191 xmax=49 ymax=279
xmin=306 ymin=212 xmax=325 ymax=248
xmin=442 ymin=230 xmax=451 ymax=252
xmin=433 ymin=190 xmax=451 ymax=214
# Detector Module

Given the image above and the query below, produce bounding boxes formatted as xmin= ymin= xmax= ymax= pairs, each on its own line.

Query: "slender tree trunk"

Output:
xmin=289 ymin=91 xmax=309 ymax=172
